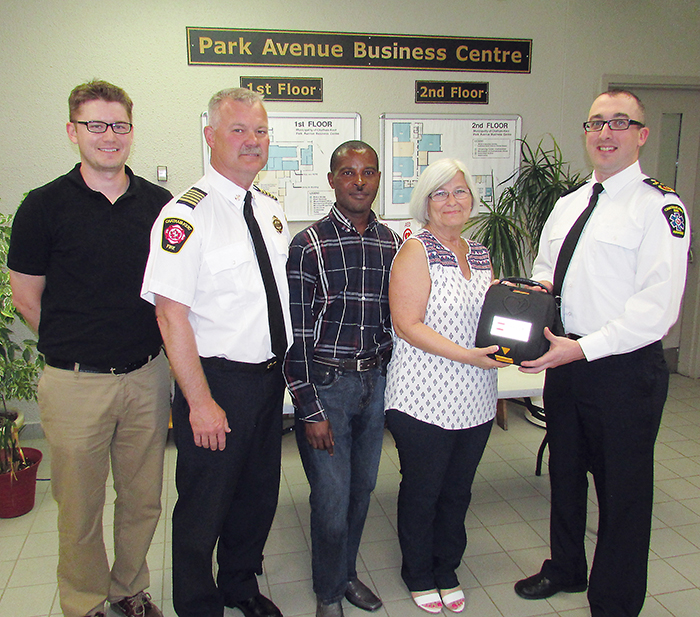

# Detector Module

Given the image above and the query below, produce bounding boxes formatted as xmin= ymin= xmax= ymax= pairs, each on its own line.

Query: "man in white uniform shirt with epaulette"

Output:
xmin=142 ymin=88 xmax=291 ymax=617
xmin=513 ymin=89 xmax=690 ymax=617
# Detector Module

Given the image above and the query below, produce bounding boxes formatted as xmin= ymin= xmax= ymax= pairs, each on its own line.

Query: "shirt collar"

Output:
xmin=597 ymin=160 xmax=643 ymax=200
xmin=329 ymin=204 xmax=378 ymax=234
xmin=206 ymin=166 xmax=249 ymax=209
xmin=67 ymin=163 xmax=137 ymax=198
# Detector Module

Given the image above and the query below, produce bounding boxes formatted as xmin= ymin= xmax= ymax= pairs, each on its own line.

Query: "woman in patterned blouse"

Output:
xmin=384 ymin=158 xmax=506 ymax=614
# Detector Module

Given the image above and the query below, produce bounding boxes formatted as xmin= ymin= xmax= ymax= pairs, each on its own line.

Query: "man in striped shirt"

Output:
xmin=285 ymin=141 xmax=401 ymax=617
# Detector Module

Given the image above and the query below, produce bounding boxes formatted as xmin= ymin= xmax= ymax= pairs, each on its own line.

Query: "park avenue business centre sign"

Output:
xmin=187 ymin=28 xmax=531 ymax=74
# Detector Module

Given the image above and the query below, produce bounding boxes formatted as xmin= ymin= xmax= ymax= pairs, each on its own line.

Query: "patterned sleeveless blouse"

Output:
xmin=384 ymin=230 xmax=498 ymax=429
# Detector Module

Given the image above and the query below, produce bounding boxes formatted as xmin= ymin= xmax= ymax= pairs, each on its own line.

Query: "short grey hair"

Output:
xmin=409 ymin=158 xmax=478 ymax=225
xmin=208 ymin=87 xmax=265 ymax=128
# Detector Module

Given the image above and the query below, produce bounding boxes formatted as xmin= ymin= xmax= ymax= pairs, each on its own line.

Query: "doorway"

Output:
xmin=606 ymin=79 xmax=700 ymax=377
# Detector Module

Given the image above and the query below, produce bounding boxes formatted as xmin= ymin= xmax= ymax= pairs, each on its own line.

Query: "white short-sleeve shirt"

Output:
xmin=141 ymin=167 xmax=292 ymax=363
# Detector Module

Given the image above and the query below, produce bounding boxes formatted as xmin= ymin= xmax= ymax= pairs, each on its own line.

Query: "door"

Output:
xmin=607 ymin=82 xmax=700 ymax=376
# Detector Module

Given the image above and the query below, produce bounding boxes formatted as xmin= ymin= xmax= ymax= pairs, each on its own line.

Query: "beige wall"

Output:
xmin=2 ymin=0 xmax=700 ymax=214
xmin=2 ymin=0 xmax=700 ymax=428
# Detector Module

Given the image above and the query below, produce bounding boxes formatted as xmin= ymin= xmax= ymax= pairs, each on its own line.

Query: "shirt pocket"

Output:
xmin=203 ymin=241 xmax=257 ymax=304
xmin=268 ymin=229 xmax=290 ymax=261
xmin=546 ymin=222 xmax=569 ymax=262
xmin=588 ymin=225 xmax=641 ymax=281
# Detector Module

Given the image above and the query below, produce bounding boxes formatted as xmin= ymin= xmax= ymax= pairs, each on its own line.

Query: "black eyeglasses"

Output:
xmin=72 ymin=120 xmax=133 ymax=134
xmin=583 ymin=118 xmax=645 ymax=132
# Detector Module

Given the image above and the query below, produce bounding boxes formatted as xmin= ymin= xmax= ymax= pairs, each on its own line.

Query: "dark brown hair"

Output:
xmin=69 ymin=79 xmax=133 ymax=121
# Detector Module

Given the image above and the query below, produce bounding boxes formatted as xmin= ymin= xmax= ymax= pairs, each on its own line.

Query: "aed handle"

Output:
xmin=499 ymin=277 xmax=551 ymax=294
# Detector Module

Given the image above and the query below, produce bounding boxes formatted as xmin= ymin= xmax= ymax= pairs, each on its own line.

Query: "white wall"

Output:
xmin=2 ymin=0 xmax=700 ymax=428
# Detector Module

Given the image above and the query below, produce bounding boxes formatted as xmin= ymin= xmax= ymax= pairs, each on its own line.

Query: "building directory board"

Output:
xmin=201 ymin=111 xmax=360 ymax=221
xmin=379 ymin=113 xmax=522 ymax=218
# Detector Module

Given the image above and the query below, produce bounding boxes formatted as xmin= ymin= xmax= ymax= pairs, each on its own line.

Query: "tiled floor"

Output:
xmin=3 ymin=373 xmax=700 ymax=616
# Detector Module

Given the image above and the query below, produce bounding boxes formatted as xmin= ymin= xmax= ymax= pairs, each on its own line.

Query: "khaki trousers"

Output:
xmin=39 ymin=352 xmax=170 ymax=617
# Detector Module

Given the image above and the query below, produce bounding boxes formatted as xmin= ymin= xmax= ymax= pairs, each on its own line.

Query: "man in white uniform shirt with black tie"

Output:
xmin=142 ymin=87 xmax=291 ymax=617
xmin=514 ymin=90 xmax=690 ymax=617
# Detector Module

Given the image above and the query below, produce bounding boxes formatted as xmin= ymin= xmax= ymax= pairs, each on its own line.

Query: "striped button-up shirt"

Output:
xmin=284 ymin=205 xmax=402 ymax=421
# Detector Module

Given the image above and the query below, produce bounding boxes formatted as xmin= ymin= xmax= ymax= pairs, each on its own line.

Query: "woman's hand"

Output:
xmin=465 ymin=345 xmax=511 ymax=369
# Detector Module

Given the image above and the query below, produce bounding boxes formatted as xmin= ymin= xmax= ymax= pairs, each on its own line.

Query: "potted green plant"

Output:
xmin=466 ymin=183 xmax=527 ymax=279
xmin=466 ymin=136 xmax=583 ymax=277
xmin=0 ymin=211 xmax=45 ymax=517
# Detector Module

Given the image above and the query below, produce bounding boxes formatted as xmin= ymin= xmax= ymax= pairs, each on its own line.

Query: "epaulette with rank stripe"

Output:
xmin=253 ymin=184 xmax=278 ymax=201
xmin=644 ymin=178 xmax=677 ymax=196
xmin=177 ymin=187 xmax=207 ymax=209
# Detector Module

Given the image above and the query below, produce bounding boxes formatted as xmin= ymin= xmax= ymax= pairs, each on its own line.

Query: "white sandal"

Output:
xmin=440 ymin=587 xmax=465 ymax=613
xmin=411 ymin=590 xmax=443 ymax=614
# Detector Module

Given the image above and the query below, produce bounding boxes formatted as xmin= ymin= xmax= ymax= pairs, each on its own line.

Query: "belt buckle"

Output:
xmin=266 ymin=359 xmax=278 ymax=371
xmin=356 ymin=357 xmax=374 ymax=372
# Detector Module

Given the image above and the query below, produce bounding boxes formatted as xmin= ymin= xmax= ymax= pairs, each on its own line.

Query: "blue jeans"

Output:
xmin=296 ymin=364 xmax=386 ymax=603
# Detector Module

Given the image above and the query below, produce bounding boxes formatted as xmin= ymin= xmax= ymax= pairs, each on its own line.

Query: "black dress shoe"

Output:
xmin=227 ymin=593 xmax=283 ymax=617
xmin=316 ymin=599 xmax=343 ymax=617
xmin=514 ymin=572 xmax=587 ymax=600
xmin=344 ymin=577 xmax=382 ymax=611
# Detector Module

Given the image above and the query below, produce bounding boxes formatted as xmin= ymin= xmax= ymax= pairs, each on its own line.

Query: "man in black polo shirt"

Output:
xmin=8 ymin=80 xmax=172 ymax=617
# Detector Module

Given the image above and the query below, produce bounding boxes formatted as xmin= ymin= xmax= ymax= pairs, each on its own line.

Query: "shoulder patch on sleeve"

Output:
xmin=162 ymin=218 xmax=194 ymax=252
xmin=559 ymin=180 xmax=588 ymax=199
xmin=177 ymin=187 xmax=207 ymax=209
xmin=644 ymin=178 xmax=677 ymax=196
xmin=253 ymin=184 xmax=278 ymax=201
xmin=662 ymin=204 xmax=686 ymax=238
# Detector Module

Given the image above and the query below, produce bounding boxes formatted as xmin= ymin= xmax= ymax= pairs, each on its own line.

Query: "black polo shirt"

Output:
xmin=8 ymin=164 xmax=172 ymax=365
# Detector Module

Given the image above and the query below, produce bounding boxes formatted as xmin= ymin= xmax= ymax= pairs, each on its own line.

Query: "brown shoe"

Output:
xmin=111 ymin=591 xmax=163 ymax=617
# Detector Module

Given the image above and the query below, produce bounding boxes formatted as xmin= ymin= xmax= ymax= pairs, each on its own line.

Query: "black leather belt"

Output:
xmin=46 ymin=350 xmax=160 ymax=375
xmin=313 ymin=351 xmax=390 ymax=372
xmin=566 ymin=333 xmax=582 ymax=340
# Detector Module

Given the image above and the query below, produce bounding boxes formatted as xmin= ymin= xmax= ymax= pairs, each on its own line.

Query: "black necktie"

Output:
xmin=243 ymin=191 xmax=287 ymax=360
xmin=552 ymin=182 xmax=604 ymax=301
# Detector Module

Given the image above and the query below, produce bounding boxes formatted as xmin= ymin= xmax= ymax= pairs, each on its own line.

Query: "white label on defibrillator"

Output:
xmin=490 ymin=315 xmax=532 ymax=342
